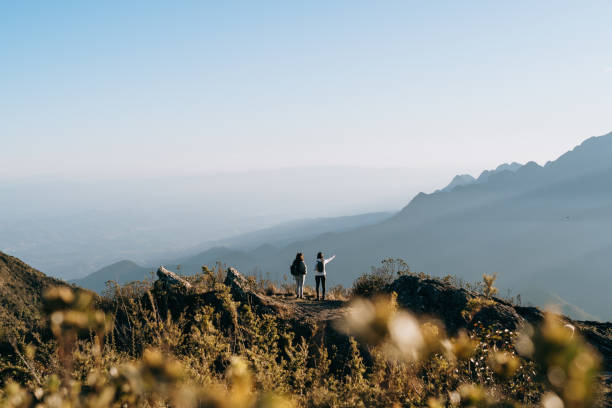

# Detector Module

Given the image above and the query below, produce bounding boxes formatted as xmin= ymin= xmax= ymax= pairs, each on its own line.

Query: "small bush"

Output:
xmin=481 ymin=273 xmax=499 ymax=298
xmin=351 ymin=258 xmax=409 ymax=298
xmin=327 ymin=285 xmax=349 ymax=301
xmin=264 ymin=283 xmax=277 ymax=296
xmin=461 ymin=297 xmax=496 ymax=321
xmin=351 ymin=272 xmax=393 ymax=298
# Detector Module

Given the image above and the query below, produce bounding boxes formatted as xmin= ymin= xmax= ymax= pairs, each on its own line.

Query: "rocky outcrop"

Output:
xmin=146 ymin=267 xmax=612 ymax=371
xmin=385 ymin=274 xmax=612 ymax=370
xmin=224 ymin=267 xmax=290 ymax=316
xmin=156 ymin=266 xmax=192 ymax=290
xmin=514 ymin=306 xmax=545 ymax=324
xmin=572 ymin=320 xmax=612 ymax=370
xmin=470 ymin=303 xmax=524 ymax=330
xmin=386 ymin=275 xmax=526 ymax=333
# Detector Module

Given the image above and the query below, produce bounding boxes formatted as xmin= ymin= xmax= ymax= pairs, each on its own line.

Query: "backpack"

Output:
xmin=291 ymin=260 xmax=306 ymax=276
xmin=316 ymin=260 xmax=324 ymax=273
xmin=290 ymin=260 xmax=299 ymax=276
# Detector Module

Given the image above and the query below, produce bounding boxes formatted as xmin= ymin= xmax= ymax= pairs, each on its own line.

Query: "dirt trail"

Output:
xmin=264 ymin=292 xmax=349 ymax=323
xmin=285 ymin=298 xmax=347 ymax=321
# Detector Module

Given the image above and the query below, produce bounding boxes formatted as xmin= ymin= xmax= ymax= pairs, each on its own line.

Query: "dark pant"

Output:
xmin=315 ymin=275 xmax=326 ymax=300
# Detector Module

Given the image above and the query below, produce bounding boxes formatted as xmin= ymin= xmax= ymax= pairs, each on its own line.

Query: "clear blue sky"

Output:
xmin=2 ymin=1 xmax=611 ymax=180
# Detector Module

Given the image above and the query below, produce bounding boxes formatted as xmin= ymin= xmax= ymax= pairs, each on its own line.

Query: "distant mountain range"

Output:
xmin=74 ymin=212 xmax=392 ymax=291
xmin=76 ymin=131 xmax=612 ymax=320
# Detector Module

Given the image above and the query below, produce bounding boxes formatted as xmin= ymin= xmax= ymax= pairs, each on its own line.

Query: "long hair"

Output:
xmin=317 ymin=252 xmax=323 ymax=260
xmin=295 ymin=252 xmax=304 ymax=261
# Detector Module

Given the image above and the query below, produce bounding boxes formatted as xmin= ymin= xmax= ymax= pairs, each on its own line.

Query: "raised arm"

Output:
xmin=324 ymin=255 xmax=336 ymax=265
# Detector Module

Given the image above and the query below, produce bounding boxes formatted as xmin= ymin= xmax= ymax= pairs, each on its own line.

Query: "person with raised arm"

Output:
xmin=313 ymin=252 xmax=335 ymax=301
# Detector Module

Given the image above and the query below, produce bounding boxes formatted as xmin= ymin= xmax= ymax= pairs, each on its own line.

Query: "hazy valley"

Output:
xmin=0 ymin=166 xmax=435 ymax=279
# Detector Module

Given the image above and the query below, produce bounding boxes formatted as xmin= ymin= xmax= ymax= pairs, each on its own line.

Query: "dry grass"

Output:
xmin=0 ymin=266 xmax=605 ymax=408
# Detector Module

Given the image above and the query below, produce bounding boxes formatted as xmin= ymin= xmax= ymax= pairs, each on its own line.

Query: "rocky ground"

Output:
xmin=153 ymin=266 xmax=612 ymax=405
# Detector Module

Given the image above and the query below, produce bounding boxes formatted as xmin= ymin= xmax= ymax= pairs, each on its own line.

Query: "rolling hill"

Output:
xmin=72 ymin=260 xmax=154 ymax=293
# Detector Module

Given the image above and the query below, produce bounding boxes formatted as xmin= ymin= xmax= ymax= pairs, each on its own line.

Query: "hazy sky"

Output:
xmin=2 ymin=1 xmax=611 ymax=181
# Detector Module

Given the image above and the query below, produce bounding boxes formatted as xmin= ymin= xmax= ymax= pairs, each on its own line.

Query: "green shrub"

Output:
xmin=351 ymin=272 xmax=392 ymax=298
xmin=351 ymin=258 xmax=409 ymax=298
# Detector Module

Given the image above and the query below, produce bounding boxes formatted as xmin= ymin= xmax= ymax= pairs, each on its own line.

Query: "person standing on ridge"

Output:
xmin=314 ymin=252 xmax=335 ymax=301
xmin=290 ymin=253 xmax=307 ymax=299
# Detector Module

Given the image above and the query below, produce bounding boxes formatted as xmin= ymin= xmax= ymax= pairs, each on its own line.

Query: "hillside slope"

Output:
xmin=0 ymin=251 xmax=67 ymax=332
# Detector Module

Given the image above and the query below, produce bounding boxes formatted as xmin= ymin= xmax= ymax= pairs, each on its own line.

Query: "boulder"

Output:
xmin=386 ymin=274 xmax=526 ymax=333
xmin=386 ymin=274 xmax=612 ymax=369
xmin=470 ymin=303 xmax=524 ymax=331
xmin=224 ymin=268 xmax=289 ymax=315
xmin=156 ymin=266 xmax=192 ymax=290
xmin=515 ymin=306 xmax=545 ymax=324
xmin=386 ymin=275 xmax=471 ymax=333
